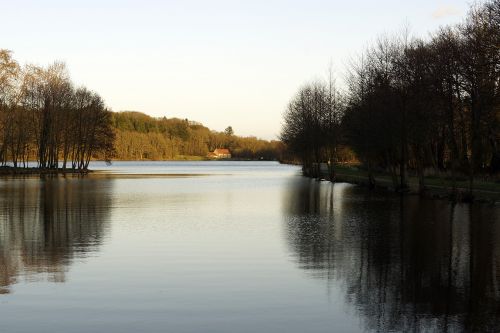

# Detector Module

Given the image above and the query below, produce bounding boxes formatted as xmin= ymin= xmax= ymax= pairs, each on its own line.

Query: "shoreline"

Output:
xmin=335 ymin=174 xmax=500 ymax=205
xmin=322 ymin=165 xmax=500 ymax=205
xmin=0 ymin=166 xmax=91 ymax=176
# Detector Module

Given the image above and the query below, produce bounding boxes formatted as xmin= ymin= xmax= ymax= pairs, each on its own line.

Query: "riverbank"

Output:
xmin=0 ymin=166 xmax=90 ymax=176
xmin=328 ymin=164 xmax=500 ymax=204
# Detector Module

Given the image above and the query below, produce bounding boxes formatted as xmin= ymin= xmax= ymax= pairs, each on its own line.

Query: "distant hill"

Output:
xmin=111 ymin=111 xmax=284 ymax=160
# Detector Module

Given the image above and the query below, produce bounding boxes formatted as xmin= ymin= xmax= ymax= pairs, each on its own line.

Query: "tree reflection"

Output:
xmin=0 ymin=177 xmax=112 ymax=294
xmin=284 ymin=179 xmax=500 ymax=332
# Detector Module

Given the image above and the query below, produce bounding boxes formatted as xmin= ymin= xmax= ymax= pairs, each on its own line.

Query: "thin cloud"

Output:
xmin=432 ymin=5 xmax=460 ymax=19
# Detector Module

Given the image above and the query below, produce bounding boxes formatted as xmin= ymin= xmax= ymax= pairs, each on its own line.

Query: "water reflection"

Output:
xmin=0 ymin=177 xmax=112 ymax=294
xmin=284 ymin=179 xmax=500 ymax=333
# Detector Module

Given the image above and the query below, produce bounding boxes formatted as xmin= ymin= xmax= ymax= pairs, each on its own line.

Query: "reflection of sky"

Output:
xmin=0 ymin=163 xmax=365 ymax=332
xmin=2 ymin=0 xmax=470 ymax=139
xmin=100 ymin=165 xmax=365 ymax=332
xmin=0 ymin=162 xmax=499 ymax=332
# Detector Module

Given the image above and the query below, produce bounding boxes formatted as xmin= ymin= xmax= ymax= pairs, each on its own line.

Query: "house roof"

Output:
xmin=214 ymin=148 xmax=230 ymax=155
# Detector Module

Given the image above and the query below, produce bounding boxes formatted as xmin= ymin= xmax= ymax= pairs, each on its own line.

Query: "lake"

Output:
xmin=0 ymin=161 xmax=499 ymax=333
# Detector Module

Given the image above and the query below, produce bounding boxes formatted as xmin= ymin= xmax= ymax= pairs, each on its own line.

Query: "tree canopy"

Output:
xmin=281 ymin=0 xmax=500 ymax=194
xmin=0 ymin=51 xmax=114 ymax=170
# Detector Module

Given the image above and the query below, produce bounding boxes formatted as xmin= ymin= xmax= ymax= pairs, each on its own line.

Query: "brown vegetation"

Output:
xmin=0 ymin=51 xmax=114 ymax=170
xmin=112 ymin=111 xmax=284 ymax=161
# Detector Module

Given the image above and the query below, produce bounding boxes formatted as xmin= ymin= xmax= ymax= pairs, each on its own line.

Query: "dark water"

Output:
xmin=0 ymin=161 xmax=499 ymax=333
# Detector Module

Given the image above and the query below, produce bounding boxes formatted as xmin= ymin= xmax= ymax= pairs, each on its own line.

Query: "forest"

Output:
xmin=281 ymin=0 xmax=499 ymax=195
xmin=111 ymin=111 xmax=284 ymax=161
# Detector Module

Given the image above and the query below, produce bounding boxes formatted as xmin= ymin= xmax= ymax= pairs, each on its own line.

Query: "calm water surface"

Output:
xmin=0 ymin=161 xmax=499 ymax=332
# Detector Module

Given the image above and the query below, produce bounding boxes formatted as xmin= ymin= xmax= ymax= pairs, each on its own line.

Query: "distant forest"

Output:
xmin=281 ymin=0 xmax=499 ymax=194
xmin=112 ymin=111 xmax=284 ymax=160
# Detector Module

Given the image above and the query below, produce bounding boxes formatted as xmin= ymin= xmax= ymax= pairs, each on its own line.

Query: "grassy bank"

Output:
xmin=330 ymin=164 xmax=500 ymax=204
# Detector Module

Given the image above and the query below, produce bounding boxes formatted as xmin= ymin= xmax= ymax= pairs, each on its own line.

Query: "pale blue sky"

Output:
xmin=2 ymin=0 xmax=470 ymax=139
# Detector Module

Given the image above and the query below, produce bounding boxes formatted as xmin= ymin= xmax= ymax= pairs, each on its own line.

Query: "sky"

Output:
xmin=2 ymin=0 xmax=471 ymax=139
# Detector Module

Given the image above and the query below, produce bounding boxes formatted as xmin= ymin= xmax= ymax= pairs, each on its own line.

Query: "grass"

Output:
xmin=332 ymin=164 xmax=500 ymax=203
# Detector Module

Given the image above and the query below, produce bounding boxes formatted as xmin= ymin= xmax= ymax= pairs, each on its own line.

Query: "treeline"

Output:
xmin=0 ymin=51 xmax=283 ymax=169
xmin=0 ymin=50 xmax=114 ymax=170
xmin=112 ymin=111 xmax=284 ymax=160
xmin=281 ymin=0 xmax=499 ymax=194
